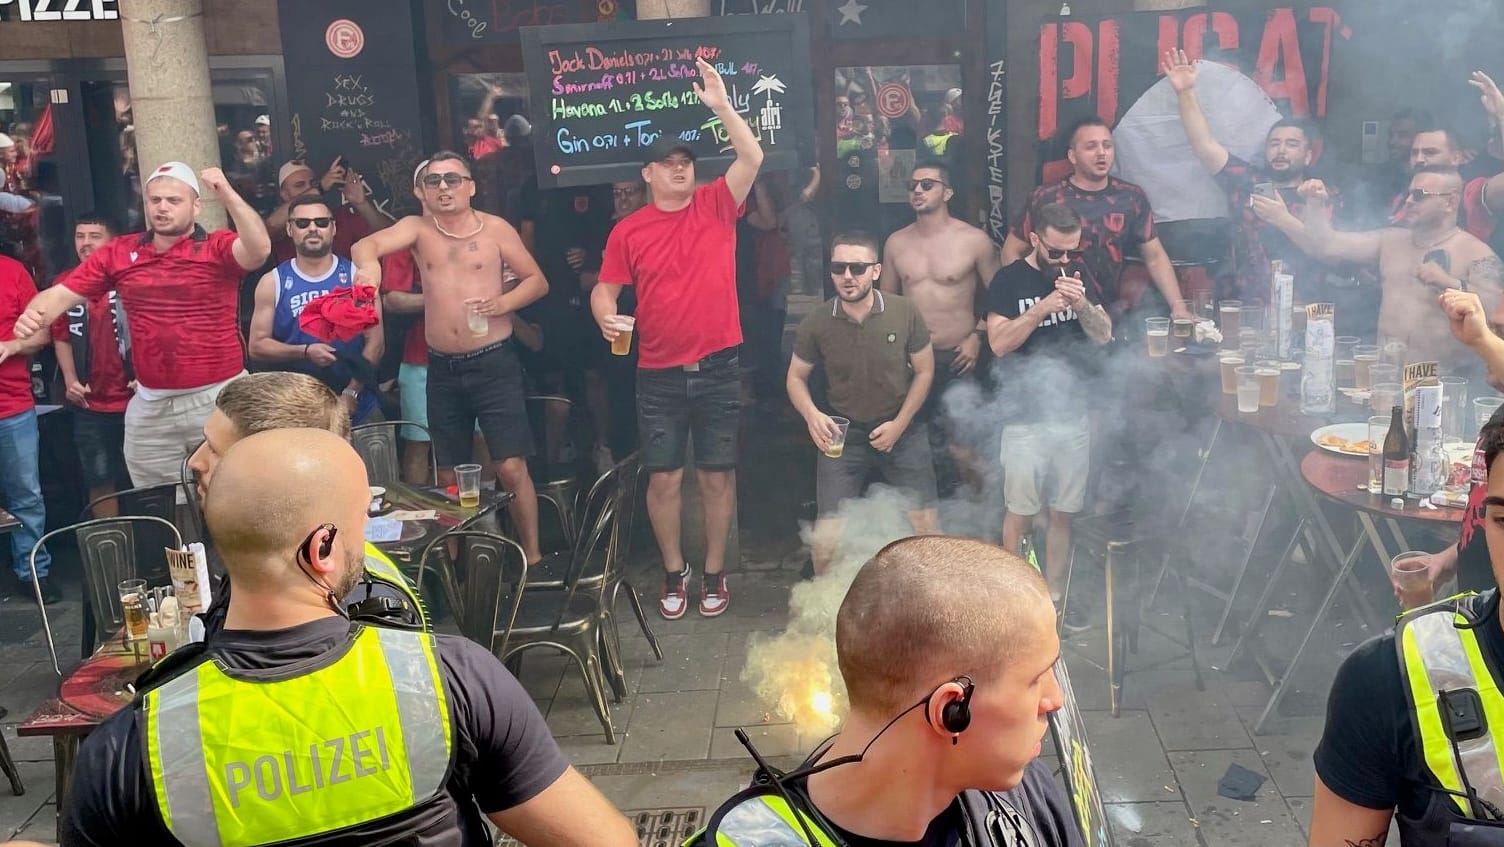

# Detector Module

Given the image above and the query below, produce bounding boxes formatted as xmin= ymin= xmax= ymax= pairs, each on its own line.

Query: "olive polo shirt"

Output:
xmin=793 ymin=290 xmax=930 ymax=426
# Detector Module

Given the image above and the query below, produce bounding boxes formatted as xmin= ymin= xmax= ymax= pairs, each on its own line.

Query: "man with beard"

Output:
xmin=1163 ymin=49 xmax=1335 ymax=300
xmin=351 ymin=152 xmax=548 ymax=565
xmin=265 ymin=159 xmax=390 ymax=265
xmin=788 ymin=230 xmax=938 ymax=576
xmin=10 ymin=162 xmax=270 ymax=487
xmin=250 ymin=195 xmax=383 ymax=424
xmin=1002 ymin=119 xmax=1192 ymax=322
xmin=63 ymin=428 xmax=638 ymax=847
xmin=987 ymin=204 xmax=1112 ymax=627
xmin=1254 ymin=166 xmax=1504 ymax=372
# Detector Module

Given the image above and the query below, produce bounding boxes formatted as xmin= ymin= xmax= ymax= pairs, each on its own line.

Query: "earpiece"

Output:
xmin=939 ymin=676 xmax=975 ymax=735
xmin=316 ymin=524 xmax=337 ymax=560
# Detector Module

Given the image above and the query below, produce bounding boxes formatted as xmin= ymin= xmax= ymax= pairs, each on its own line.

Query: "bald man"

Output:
xmin=693 ymin=536 xmax=1084 ymax=846
xmin=1255 ymin=165 xmax=1504 ymax=371
xmin=64 ymin=429 xmax=636 ymax=847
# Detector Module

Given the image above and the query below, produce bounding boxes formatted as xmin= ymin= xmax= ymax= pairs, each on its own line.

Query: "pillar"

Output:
xmin=119 ymin=0 xmax=226 ymax=229
xmin=630 ymin=0 xmax=744 ymax=576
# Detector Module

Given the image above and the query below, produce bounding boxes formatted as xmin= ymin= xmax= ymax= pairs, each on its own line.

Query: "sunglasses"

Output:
xmin=1406 ymin=188 xmax=1457 ymax=202
xmin=829 ymin=261 xmax=876 ymax=276
xmin=909 ymin=178 xmax=948 ymax=192
xmin=291 ymin=217 xmax=333 ymax=229
xmin=421 ymin=173 xmax=473 ymax=188
xmin=1041 ymin=246 xmax=1083 ymax=261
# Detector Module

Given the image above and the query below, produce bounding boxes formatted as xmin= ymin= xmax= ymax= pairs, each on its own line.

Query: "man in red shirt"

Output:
xmin=592 ymin=58 xmax=764 ymax=620
xmin=265 ymin=158 xmax=391 ymax=264
xmin=0 ymin=254 xmax=58 ymax=602
xmin=11 ymin=161 xmax=271 ymax=487
xmin=51 ymin=213 xmax=134 ymax=517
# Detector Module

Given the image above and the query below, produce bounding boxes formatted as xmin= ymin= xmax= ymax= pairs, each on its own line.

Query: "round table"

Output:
xmin=1302 ymin=449 xmax=1466 ymax=527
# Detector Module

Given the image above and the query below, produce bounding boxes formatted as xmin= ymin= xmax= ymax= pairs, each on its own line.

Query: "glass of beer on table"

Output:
xmin=607 ymin=315 xmax=635 ymax=356
xmin=455 ymin=463 xmax=482 ymax=509
xmin=1353 ymin=345 xmax=1380 ymax=390
xmin=1219 ymin=353 xmax=1245 ymax=395
xmin=1236 ymin=366 xmax=1260 ymax=414
xmin=1254 ymin=360 xmax=1280 ymax=407
xmin=1368 ymin=415 xmax=1389 ymax=494
xmin=119 ymin=578 xmax=148 ymax=641
xmin=1334 ymin=336 xmax=1359 ymax=387
xmin=1146 ymin=318 xmax=1170 ymax=357
xmin=1219 ymin=300 xmax=1242 ymax=347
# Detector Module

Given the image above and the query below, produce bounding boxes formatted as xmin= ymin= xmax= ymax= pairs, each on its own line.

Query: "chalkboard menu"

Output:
xmin=520 ymin=14 xmax=814 ymax=189
xmin=277 ymin=0 xmax=428 ymax=217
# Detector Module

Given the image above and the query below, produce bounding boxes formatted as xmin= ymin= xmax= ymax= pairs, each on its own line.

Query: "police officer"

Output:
xmin=691 ymin=536 xmax=1084 ymax=846
xmin=185 ymin=371 xmax=427 ymax=631
xmin=1311 ymin=290 xmax=1504 ymax=847
xmin=64 ymin=428 xmax=637 ymax=846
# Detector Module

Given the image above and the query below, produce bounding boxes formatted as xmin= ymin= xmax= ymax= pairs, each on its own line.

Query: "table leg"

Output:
xmin=1227 ymin=518 xmax=1305 ymax=674
xmin=1384 ymin=517 xmax=1412 ymax=556
xmin=1106 ymin=541 xmax=1121 ymax=719
xmin=1253 ymin=529 xmax=1366 ymax=735
xmin=53 ymin=736 xmax=77 ymax=825
xmin=1212 ymin=483 xmax=1277 ymax=645
xmin=1359 ymin=513 xmax=1398 ymax=574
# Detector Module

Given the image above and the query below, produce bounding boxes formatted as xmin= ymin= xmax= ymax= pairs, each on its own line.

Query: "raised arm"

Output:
xmin=694 ymin=57 xmax=764 ymax=204
xmin=13 ymin=283 xmax=85 ymax=341
xmin=1469 ymin=71 xmax=1504 ymax=218
xmin=199 ymin=167 xmax=271 ymax=271
xmin=1250 ymin=182 xmax=1384 ymax=266
xmin=351 ymin=216 xmax=424 ymax=289
xmin=1163 ymin=50 xmax=1230 ymax=174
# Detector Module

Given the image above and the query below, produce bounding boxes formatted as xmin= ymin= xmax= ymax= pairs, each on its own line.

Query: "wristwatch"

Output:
xmin=342 ymin=388 xmax=360 ymax=399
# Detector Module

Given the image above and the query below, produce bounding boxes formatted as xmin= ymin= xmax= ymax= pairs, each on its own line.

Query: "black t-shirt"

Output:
xmin=1011 ymin=178 xmax=1156 ymax=308
xmin=830 ymin=806 xmax=959 ymax=847
xmin=1313 ymin=604 xmax=1504 ymax=819
xmin=61 ymin=617 xmax=570 ymax=847
xmin=985 ymin=258 xmax=1097 ymax=424
xmin=516 ymin=178 xmax=613 ymax=313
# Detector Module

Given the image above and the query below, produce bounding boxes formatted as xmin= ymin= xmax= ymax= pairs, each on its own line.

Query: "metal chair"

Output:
xmin=351 ymin=419 xmax=437 ymax=487
xmin=526 ymin=395 xmax=583 ymax=547
xmin=418 ymin=529 xmax=618 ymax=743
xmin=29 ymin=516 xmax=184 ymax=678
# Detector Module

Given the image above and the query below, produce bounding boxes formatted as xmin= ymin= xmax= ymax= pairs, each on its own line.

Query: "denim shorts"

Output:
xmin=816 ymin=421 xmax=938 ymax=516
xmin=636 ymin=347 xmax=741 ymax=472
xmin=72 ymin=408 xmax=130 ymax=489
xmin=426 ymin=340 xmax=533 ymax=466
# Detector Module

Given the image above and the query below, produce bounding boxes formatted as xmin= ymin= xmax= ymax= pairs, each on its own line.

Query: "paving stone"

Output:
xmin=587 ymin=763 xmax=754 ymax=813
xmin=637 ymin=633 xmax=730 ymax=694
xmin=1106 ymin=801 xmax=1202 ymax=847
xmin=0 ymin=762 xmax=57 ymax=837
xmin=1237 ymin=706 xmax=1321 ymax=800
xmin=547 ymin=663 xmax=638 ymax=740
xmin=556 ymin=734 xmax=624 ymax=767
xmin=1148 ymin=681 xmax=1254 ymax=752
xmin=708 ymin=722 xmax=800 ymax=761
xmin=619 ymin=690 xmax=720 ymax=763
xmin=0 ymin=724 xmax=54 ymax=764
xmin=1080 ymin=710 xmax=1180 ymax=803
xmin=1168 ymin=749 xmax=1307 ymax=847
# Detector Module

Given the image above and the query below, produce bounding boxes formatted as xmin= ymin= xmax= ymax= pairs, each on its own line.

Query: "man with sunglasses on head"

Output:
xmin=987 ymin=203 xmax=1112 ymax=631
xmin=787 ymin=230 xmax=938 ymax=576
xmin=1254 ymin=165 xmax=1504 ymax=373
xmin=351 ymin=151 xmax=549 ymax=565
xmin=592 ymin=57 xmax=764 ymax=620
xmin=688 ymin=536 xmax=1083 ymax=847
xmin=250 ymin=195 xmax=383 ymax=424
xmin=64 ymin=427 xmax=638 ymax=847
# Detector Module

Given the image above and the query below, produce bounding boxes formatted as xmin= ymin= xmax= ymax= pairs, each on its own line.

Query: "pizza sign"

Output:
xmin=0 ymin=0 xmax=118 ymax=21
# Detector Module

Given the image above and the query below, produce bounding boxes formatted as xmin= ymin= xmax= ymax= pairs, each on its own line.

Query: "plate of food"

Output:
xmin=1311 ymin=422 xmax=1373 ymax=457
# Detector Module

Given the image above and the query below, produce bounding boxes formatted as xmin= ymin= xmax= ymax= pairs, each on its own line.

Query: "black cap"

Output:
xmin=643 ymin=137 xmax=696 ymax=167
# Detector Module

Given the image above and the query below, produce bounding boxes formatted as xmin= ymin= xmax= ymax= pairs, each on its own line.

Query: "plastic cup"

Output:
xmin=1383 ymin=340 xmax=1408 ymax=368
xmin=1172 ymin=318 xmax=1193 ymax=340
xmin=1372 ymin=383 xmax=1402 ymax=417
xmin=1255 ymin=361 xmax=1280 ymax=407
xmin=1391 ymin=551 xmax=1434 ymax=610
xmin=1146 ymin=318 xmax=1170 ymax=357
xmin=608 ymin=315 xmax=636 ymax=356
xmin=825 ymin=417 xmax=850 ymax=459
xmin=1219 ymin=300 xmax=1242 ymax=347
xmin=1368 ymin=416 xmax=1389 ymax=494
xmin=466 ymin=307 xmax=489 ymax=337
xmin=1219 ymin=354 xmax=1245 ymax=395
xmin=1236 ymin=366 xmax=1260 ymax=413
xmin=1440 ymin=377 xmax=1469 ymax=442
xmin=1334 ymin=336 xmax=1359 ymax=361
xmin=1476 ymin=397 xmax=1504 ymax=434
xmin=1369 ymin=363 xmax=1399 ymax=390
xmin=1354 ymin=346 xmax=1380 ymax=390
xmin=455 ymin=463 xmax=482 ymax=508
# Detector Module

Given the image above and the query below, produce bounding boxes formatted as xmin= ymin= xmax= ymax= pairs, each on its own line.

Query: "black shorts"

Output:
xmin=636 ymin=347 xmax=741 ymax=472
xmin=427 ymin=340 xmax=533 ymax=466
xmin=816 ymin=421 xmax=938 ymax=516
xmin=71 ymin=408 xmax=130 ymax=489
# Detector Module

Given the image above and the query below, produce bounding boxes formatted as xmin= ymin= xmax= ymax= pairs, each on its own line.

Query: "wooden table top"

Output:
xmin=1301 ymin=449 xmax=1465 ymax=525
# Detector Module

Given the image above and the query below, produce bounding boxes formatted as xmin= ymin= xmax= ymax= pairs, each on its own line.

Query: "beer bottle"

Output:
xmin=1383 ymin=405 xmax=1410 ymax=497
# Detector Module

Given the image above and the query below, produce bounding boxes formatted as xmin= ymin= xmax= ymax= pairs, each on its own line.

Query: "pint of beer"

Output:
xmin=609 ymin=315 xmax=636 ymax=356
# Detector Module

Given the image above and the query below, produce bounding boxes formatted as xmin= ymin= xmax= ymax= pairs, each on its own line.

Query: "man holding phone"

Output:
xmin=1163 ymin=49 xmax=1334 ymax=301
xmin=266 ymin=156 xmax=391 ymax=263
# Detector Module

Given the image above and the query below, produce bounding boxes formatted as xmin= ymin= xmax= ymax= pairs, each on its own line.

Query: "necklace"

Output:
xmin=431 ymin=212 xmax=484 ymax=240
xmin=1412 ymin=227 xmax=1460 ymax=251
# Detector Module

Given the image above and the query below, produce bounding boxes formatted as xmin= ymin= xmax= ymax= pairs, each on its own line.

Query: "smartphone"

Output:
xmin=1252 ymin=183 xmax=1279 ymax=201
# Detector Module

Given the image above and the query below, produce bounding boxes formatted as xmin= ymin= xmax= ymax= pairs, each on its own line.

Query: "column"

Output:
xmin=119 ymin=0 xmax=226 ymax=229
xmin=631 ymin=0 xmax=744 ymax=576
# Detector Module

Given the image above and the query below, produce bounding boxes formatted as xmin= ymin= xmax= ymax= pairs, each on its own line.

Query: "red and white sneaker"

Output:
xmin=700 ymin=572 xmax=730 ymax=617
xmin=659 ymin=565 xmax=691 ymax=620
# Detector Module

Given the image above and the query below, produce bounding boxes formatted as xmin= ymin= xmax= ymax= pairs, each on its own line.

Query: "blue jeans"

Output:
xmin=0 ymin=408 xmax=49 ymax=579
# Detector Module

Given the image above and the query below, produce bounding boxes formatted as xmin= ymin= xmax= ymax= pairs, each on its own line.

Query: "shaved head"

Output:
xmin=836 ymin=536 xmax=1053 ymax=717
xmin=203 ymin=428 xmax=369 ymax=593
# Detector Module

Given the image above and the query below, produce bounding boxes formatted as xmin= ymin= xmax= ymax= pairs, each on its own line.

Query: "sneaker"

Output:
xmin=700 ymin=572 xmax=730 ymax=617
xmin=659 ymin=565 xmax=691 ymax=620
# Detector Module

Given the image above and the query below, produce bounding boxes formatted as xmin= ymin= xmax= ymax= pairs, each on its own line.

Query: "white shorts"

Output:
xmin=124 ymin=375 xmax=239 ymax=487
xmin=1000 ymin=420 xmax=1090 ymax=516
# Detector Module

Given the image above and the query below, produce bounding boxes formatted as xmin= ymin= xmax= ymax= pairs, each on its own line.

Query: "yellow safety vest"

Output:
xmin=1398 ymin=591 xmax=1504 ymax=820
xmin=143 ymin=625 xmax=453 ymax=847
xmin=362 ymin=542 xmax=431 ymax=631
xmin=689 ymin=790 xmax=840 ymax=847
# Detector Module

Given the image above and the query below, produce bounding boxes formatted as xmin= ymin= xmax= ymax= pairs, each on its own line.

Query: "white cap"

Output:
xmin=145 ymin=161 xmax=201 ymax=195
xmin=0 ymin=134 xmax=13 ymax=149
xmin=277 ymin=160 xmax=314 ymax=188
xmin=255 ymin=114 xmax=271 ymax=126
xmin=413 ymin=159 xmax=430 ymax=187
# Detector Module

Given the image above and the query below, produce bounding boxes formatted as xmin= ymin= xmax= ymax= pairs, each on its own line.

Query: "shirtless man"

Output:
xmin=880 ymin=162 xmax=1001 ymax=489
xmin=351 ymin=151 xmax=547 ymax=562
xmin=1254 ymin=165 xmax=1504 ymax=372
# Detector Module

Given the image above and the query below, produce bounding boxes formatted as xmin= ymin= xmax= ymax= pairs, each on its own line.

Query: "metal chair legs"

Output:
xmin=0 ymin=731 xmax=24 ymax=795
xmin=507 ymin=630 xmax=618 ymax=744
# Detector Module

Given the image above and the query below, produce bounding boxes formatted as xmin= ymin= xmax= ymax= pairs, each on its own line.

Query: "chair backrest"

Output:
xmin=30 ymin=515 xmax=184 ymax=676
xmin=82 ymin=482 xmax=201 ymax=565
xmin=418 ymin=530 xmax=527 ymax=657
xmin=350 ymin=421 xmax=434 ymax=487
xmin=602 ymin=455 xmax=642 ymax=583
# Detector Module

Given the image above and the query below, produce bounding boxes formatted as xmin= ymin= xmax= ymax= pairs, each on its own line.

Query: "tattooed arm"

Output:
xmin=1461 ymin=253 xmax=1504 ymax=329
xmin=1308 ymin=777 xmax=1392 ymax=847
xmin=1077 ymin=302 xmax=1113 ymax=344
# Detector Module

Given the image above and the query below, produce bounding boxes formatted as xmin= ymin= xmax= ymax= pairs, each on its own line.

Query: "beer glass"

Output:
xmin=1236 ymin=366 xmax=1260 ymax=413
xmin=1219 ymin=300 xmax=1242 ymax=347
xmin=1353 ymin=345 xmax=1380 ymax=391
xmin=826 ymin=417 xmax=850 ymax=459
xmin=1476 ymin=397 xmax=1504 ymax=435
xmin=120 ymin=578 xmax=148 ymax=641
xmin=1390 ymin=551 xmax=1434 ymax=611
xmin=1440 ymin=377 xmax=1468 ymax=443
xmin=1255 ymin=360 xmax=1280 ymax=407
xmin=1146 ymin=318 xmax=1170 ymax=357
xmin=608 ymin=315 xmax=636 ymax=356
xmin=1219 ymin=354 xmax=1245 ymax=395
xmin=1334 ymin=336 xmax=1359 ymax=387
xmin=455 ymin=464 xmax=482 ymax=509
xmin=1368 ymin=415 xmax=1389 ymax=494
